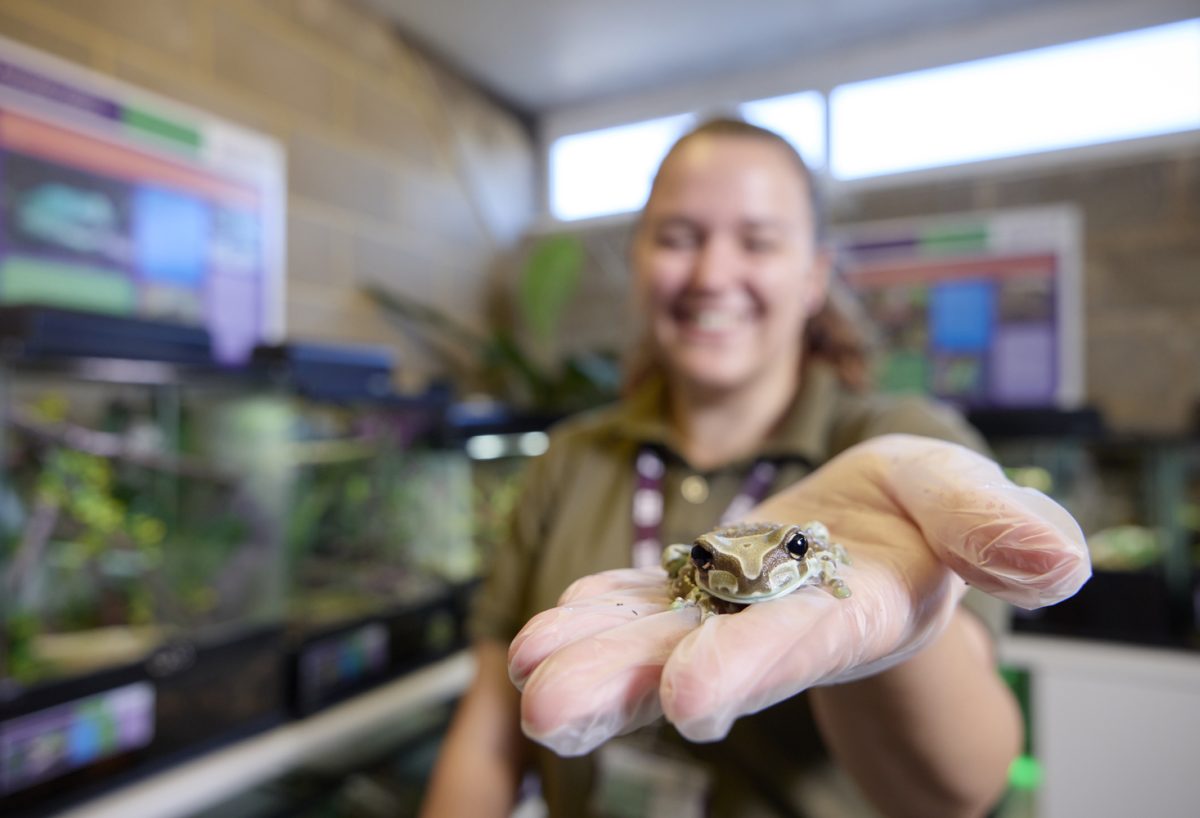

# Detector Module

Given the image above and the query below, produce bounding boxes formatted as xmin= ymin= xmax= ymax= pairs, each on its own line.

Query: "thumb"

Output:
xmin=878 ymin=434 xmax=1091 ymax=609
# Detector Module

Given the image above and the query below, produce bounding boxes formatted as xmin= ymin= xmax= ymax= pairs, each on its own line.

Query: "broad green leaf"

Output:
xmin=519 ymin=236 xmax=584 ymax=341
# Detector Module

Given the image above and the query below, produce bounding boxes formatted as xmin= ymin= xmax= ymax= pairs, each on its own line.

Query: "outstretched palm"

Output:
xmin=509 ymin=435 xmax=1090 ymax=756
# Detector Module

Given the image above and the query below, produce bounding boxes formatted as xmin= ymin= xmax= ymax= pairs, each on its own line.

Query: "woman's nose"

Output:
xmin=689 ymin=235 xmax=740 ymax=290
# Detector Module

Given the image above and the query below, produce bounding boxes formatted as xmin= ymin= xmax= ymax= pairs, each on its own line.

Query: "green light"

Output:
xmin=1009 ymin=754 xmax=1043 ymax=791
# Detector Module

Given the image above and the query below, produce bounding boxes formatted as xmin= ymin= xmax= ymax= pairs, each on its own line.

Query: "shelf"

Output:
xmin=54 ymin=651 xmax=475 ymax=818
xmin=999 ymin=632 xmax=1200 ymax=684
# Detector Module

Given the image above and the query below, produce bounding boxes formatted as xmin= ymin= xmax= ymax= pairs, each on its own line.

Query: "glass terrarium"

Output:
xmin=254 ymin=344 xmax=479 ymax=714
xmin=0 ymin=307 xmax=289 ymax=810
xmin=450 ymin=404 xmax=549 ymax=565
xmin=979 ymin=409 xmax=1199 ymax=648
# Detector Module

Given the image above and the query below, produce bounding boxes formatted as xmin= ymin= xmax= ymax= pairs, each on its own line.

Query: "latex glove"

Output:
xmin=509 ymin=434 xmax=1090 ymax=756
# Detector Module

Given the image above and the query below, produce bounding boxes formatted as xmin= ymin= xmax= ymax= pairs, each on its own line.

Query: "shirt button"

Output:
xmin=681 ymin=475 xmax=709 ymax=504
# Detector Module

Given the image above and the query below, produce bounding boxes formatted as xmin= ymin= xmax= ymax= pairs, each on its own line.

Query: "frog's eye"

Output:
xmin=785 ymin=531 xmax=808 ymax=560
xmin=691 ymin=544 xmax=714 ymax=571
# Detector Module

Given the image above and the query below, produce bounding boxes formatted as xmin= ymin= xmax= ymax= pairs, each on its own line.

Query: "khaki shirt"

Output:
xmin=470 ymin=363 xmax=1005 ymax=818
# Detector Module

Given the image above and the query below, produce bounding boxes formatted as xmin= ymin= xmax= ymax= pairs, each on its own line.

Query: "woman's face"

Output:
xmin=632 ymin=134 xmax=827 ymax=396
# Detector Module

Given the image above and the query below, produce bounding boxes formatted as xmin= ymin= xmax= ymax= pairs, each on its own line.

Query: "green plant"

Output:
xmin=364 ymin=235 xmax=620 ymax=412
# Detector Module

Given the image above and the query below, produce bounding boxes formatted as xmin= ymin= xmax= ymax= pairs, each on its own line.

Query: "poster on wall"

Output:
xmin=834 ymin=205 xmax=1083 ymax=409
xmin=0 ymin=35 xmax=285 ymax=363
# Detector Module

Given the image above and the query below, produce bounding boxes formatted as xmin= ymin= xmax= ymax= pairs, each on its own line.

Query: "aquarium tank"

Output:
xmin=977 ymin=408 xmax=1199 ymax=648
xmin=0 ymin=307 xmax=289 ymax=811
xmin=449 ymin=403 xmax=550 ymax=565
xmin=254 ymin=343 xmax=480 ymax=714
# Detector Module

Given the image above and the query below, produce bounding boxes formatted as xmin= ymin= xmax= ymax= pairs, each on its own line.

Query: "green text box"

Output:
xmin=0 ymin=256 xmax=137 ymax=314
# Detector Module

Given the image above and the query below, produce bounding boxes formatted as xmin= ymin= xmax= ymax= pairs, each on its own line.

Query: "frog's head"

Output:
xmin=689 ymin=521 xmax=814 ymax=604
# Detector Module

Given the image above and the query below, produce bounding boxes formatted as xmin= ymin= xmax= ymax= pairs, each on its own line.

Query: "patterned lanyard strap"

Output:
xmin=631 ymin=445 xmax=778 ymax=569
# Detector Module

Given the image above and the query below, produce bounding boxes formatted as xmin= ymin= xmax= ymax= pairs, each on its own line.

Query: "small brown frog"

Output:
xmin=664 ymin=520 xmax=851 ymax=618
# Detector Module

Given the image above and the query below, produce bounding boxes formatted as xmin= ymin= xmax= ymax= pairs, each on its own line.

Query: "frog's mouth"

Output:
xmin=705 ymin=584 xmax=797 ymax=604
xmin=701 ymin=560 xmax=808 ymax=604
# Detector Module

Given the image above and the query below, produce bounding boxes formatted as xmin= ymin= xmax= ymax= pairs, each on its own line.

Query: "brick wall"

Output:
xmin=0 ymin=0 xmax=535 ymax=389
xmin=532 ymin=146 xmax=1200 ymax=434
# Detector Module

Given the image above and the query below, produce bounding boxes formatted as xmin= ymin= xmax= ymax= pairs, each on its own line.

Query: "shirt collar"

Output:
xmin=610 ymin=363 xmax=841 ymax=468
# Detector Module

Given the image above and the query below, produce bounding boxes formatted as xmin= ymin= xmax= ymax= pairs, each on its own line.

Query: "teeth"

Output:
xmin=691 ymin=310 xmax=740 ymax=331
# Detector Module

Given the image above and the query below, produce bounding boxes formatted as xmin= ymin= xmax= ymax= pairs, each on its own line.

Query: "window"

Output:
xmin=830 ymin=19 xmax=1200 ymax=180
xmin=739 ymin=90 xmax=826 ymax=171
xmin=544 ymin=19 xmax=1200 ymax=219
xmin=548 ymin=114 xmax=693 ymax=221
xmin=547 ymin=94 xmax=828 ymax=222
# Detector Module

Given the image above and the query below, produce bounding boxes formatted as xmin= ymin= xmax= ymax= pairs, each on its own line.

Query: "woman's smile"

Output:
xmin=672 ymin=301 xmax=757 ymax=337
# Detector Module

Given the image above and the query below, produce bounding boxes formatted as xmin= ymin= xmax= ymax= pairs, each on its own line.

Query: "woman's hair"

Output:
xmin=626 ymin=116 xmax=876 ymax=393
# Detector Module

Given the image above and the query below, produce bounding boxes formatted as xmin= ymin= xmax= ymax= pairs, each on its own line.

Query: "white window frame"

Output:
xmin=829 ymin=18 xmax=1200 ymax=182
xmin=538 ymin=15 xmax=1200 ymax=225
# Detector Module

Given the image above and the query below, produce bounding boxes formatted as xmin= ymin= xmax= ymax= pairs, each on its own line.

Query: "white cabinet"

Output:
xmin=1001 ymin=635 xmax=1200 ymax=818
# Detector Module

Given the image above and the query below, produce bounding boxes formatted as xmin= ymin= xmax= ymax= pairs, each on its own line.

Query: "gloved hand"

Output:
xmin=508 ymin=434 xmax=1090 ymax=756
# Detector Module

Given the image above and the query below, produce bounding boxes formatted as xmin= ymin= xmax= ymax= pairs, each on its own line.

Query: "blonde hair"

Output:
xmin=625 ymin=117 xmax=875 ymax=393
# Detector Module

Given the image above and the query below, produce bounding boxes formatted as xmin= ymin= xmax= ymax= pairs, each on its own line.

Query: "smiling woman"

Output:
xmin=417 ymin=117 xmax=1088 ymax=818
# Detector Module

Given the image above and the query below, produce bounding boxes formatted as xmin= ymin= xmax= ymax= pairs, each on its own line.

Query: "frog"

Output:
xmin=663 ymin=520 xmax=851 ymax=619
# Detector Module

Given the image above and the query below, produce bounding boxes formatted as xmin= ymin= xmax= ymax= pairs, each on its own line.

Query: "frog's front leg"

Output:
xmin=814 ymin=551 xmax=852 ymax=599
xmin=662 ymin=543 xmax=691 ymax=577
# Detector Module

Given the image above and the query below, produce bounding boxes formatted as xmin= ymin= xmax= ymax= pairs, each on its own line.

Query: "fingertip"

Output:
xmin=670 ymin=710 xmax=734 ymax=744
xmin=922 ymin=480 xmax=1093 ymax=611
xmin=660 ymin=678 xmax=733 ymax=743
xmin=1009 ymin=485 xmax=1087 ymax=547
xmin=659 ymin=610 xmax=780 ymax=740
xmin=1002 ymin=544 xmax=1092 ymax=610
xmin=520 ymin=659 xmax=667 ymax=756
xmin=517 ymin=609 xmax=700 ymax=755
xmin=948 ymin=521 xmax=1092 ymax=610
xmin=506 ymin=607 xmax=565 ymax=688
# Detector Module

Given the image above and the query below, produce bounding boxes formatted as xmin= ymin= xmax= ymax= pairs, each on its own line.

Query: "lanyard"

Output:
xmin=631 ymin=445 xmax=778 ymax=569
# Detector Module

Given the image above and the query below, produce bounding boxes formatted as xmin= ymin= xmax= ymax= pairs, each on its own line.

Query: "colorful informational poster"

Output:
xmin=0 ymin=35 xmax=284 ymax=363
xmin=834 ymin=205 xmax=1082 ymax=408
xmin=0 ymin=682 xmax=155 ymax=794
xmin=299 ymin=622 xmax=390 ymax=707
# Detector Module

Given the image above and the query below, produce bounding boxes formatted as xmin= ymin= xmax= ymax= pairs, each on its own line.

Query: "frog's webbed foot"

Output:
xmin=662 ymin=543 xmax=691 ymax=575
xmin=815 ymin=549 xmax=852 ymax=599
xmin=670 ymin=585 xmax=744 ymax=620
xmin=824 ymin=575 xmax=852 ymax=599
xmin=830 ymin=541 xmax=851 ymax=566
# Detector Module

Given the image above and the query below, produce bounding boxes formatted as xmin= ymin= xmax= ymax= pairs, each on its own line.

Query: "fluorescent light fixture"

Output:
xmin=465 ymin=432 xmax=549 ymax=460
xmin=465 ymin=434 xmax=506 ymax=460
xmin=550 ymin=114 xmax=694 ymax=221
xmin=831 ymin=19 xmax=1200 ymax=179
xmin=740 ymin=90 xmax=826 ymax=170
xmin=517 ymin=431 xmax=549 ymax=457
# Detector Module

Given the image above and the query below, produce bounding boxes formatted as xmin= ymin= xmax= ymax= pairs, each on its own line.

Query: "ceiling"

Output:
xmin=363 ymin=0 xmax=1091 ymax=113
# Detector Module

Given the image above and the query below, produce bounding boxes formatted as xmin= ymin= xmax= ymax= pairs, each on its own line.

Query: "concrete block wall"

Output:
xmin=0 ymin=0 xmax=536 ymax=390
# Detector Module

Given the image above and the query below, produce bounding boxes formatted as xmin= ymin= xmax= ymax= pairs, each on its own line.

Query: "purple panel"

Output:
xmin=0 ymin=59 xmax=121 ymax=120
xmin=990 ymin=323 xmax=1057 ymax=406
xmin=206 ymin=268 xmax=260 ymax=365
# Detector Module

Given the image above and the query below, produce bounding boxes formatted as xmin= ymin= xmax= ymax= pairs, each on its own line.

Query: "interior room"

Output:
xmin=0 ymin=1 xmax=1197 ymax=817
